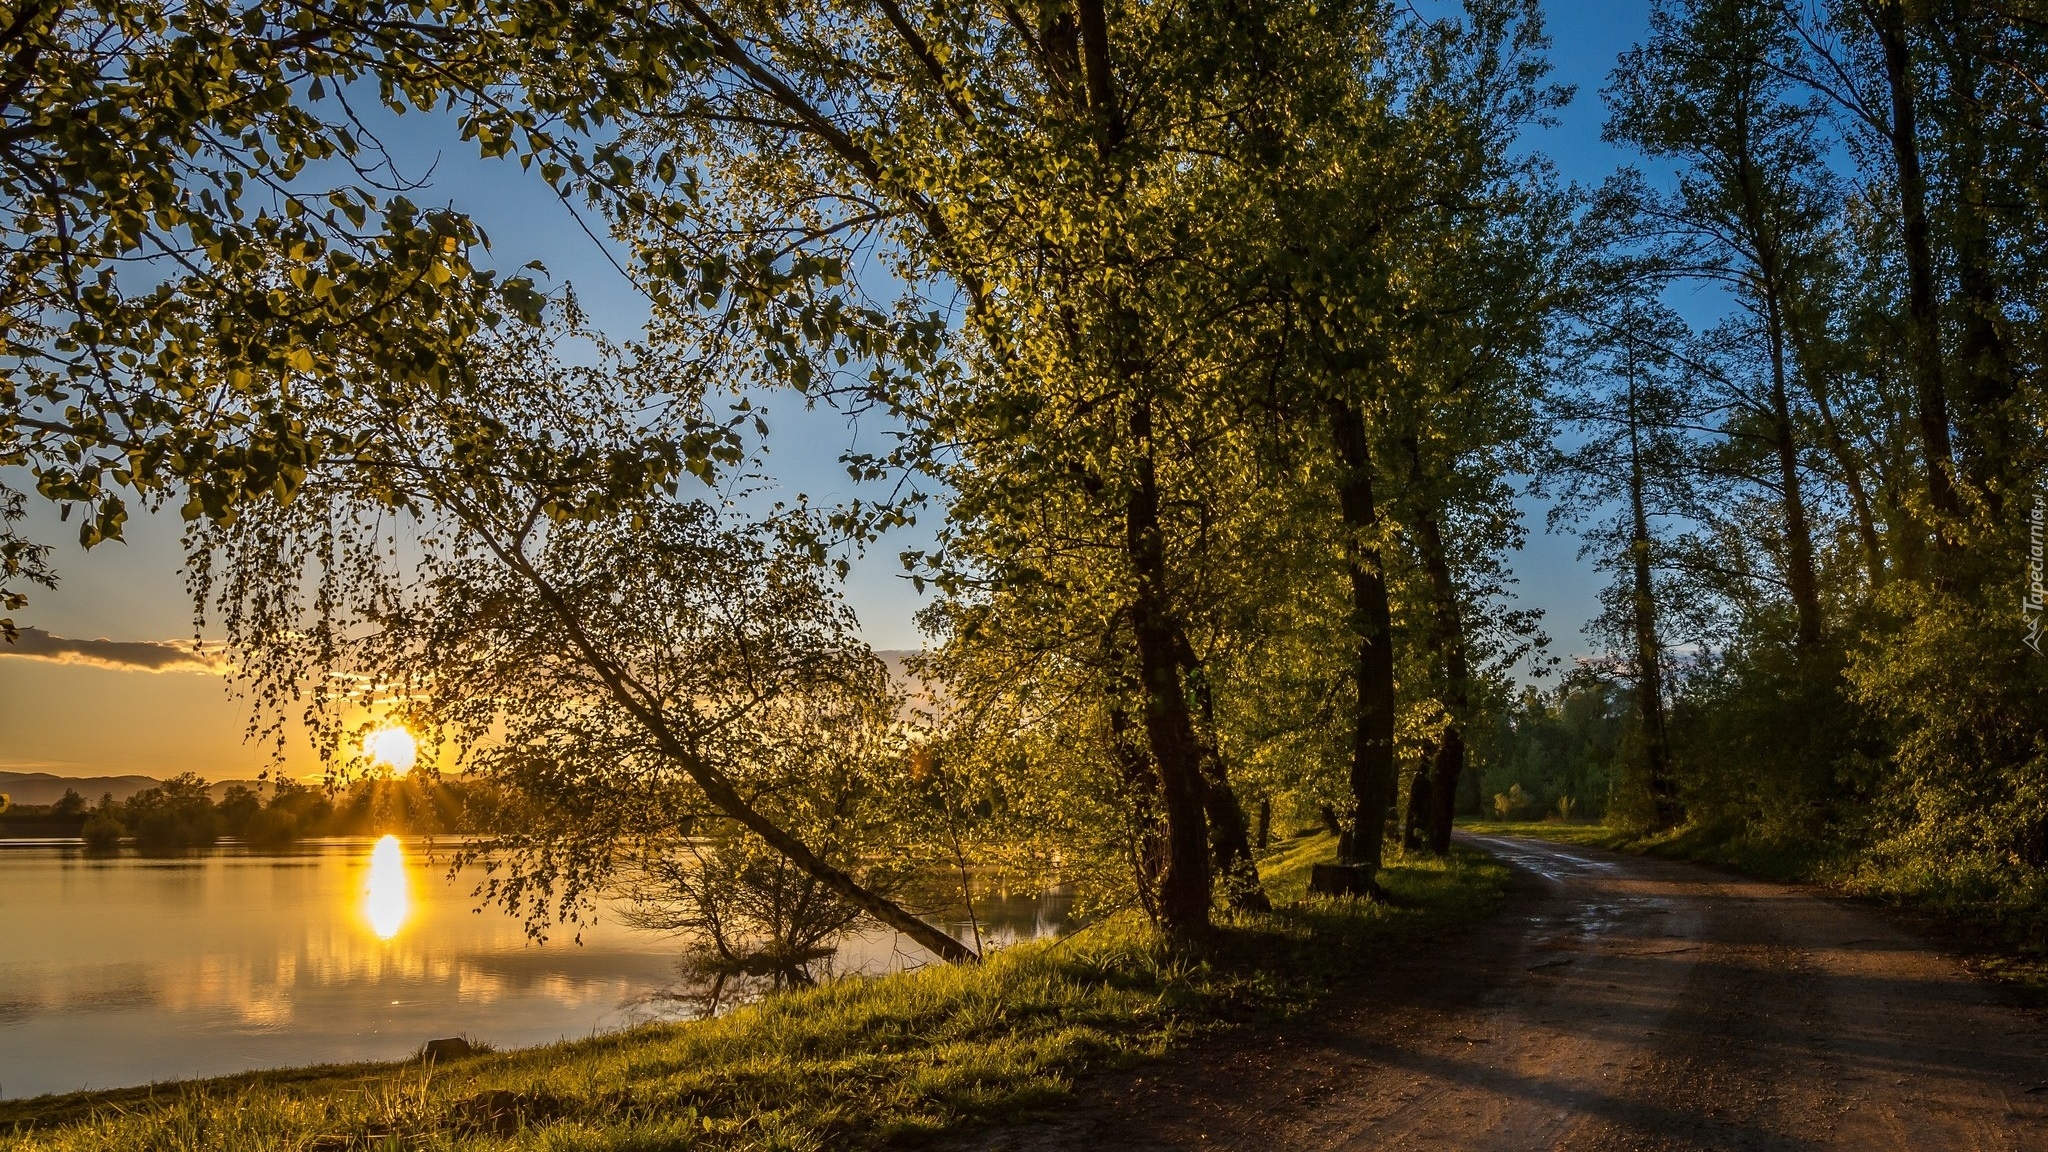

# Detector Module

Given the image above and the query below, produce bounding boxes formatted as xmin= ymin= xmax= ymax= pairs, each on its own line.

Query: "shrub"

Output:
xmin=80 ymin=813 xmax=124 ymax=852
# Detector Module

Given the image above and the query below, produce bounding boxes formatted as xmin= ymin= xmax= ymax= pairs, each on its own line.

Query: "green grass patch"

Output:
xmin=1460 ymin=818 xmax=1823 ymax=878
xmin=1457 ymin=820 xmax=1634 ymax=852
xmin=0 ymin=836 xmax=1508 ymax=1151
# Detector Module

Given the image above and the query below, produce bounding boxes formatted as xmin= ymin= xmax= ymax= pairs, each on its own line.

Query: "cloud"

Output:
xmin=0 ymin=627 xmax=226 ymax=673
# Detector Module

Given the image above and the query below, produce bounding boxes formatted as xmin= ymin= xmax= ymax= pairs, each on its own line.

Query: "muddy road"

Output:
xmin=960 ymin=834 xmax=2048 ymax=1151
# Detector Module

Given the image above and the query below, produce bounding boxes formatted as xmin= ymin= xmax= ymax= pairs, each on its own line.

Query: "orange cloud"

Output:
xmin=1 ymin=627 xmax=226 ymax=674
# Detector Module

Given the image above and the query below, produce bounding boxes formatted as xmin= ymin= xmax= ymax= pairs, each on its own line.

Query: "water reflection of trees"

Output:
xmin=616 ymin=832 xmax=868 ymax=1016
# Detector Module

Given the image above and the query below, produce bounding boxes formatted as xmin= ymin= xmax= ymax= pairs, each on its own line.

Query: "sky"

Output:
xmin=0 ymin=0 xmax=1663 ymax=783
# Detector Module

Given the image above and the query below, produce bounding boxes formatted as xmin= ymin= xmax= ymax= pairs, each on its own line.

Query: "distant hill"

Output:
xmin=0 ymin=651 xmax=938 ymax=807
xmin=0 ymin=770 xmax=268 ymax=806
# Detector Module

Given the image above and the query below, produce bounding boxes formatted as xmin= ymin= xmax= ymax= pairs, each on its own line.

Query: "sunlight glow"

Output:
xmin=363 ymin=726 xmax=418 ymax=774
xmin=363 ymin=835 xmax=410 ymax=940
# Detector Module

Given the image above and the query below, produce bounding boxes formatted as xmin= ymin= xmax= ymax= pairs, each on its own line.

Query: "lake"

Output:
xmin=0 ymin=838 xmax=1069 ymax=1100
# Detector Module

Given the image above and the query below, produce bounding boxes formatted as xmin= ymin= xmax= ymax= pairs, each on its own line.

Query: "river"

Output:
xmin=0 ymin=838 xmax=1068 ymax=1099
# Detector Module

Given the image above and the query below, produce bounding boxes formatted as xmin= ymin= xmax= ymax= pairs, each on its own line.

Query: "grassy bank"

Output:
xmin=1461 ymin=818 xmax=2048 ymax=1001
xmin=1 ymin=836 xmax=1508 ymax=1151
xmin=1459 ymin=819 xmax=1826 ymax=879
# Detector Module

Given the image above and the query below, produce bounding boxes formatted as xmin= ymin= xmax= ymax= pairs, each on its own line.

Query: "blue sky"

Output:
xmin=1 ymin=0 xmax=1672 ymax=778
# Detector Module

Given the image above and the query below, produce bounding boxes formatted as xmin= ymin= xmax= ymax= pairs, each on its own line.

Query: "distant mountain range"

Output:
xmin=0 ymin=770 xmax=267 ymax=806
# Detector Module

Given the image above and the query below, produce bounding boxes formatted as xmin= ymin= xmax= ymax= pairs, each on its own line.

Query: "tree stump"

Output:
xmin=1309 ymin=863 xmax=1381 ymax=898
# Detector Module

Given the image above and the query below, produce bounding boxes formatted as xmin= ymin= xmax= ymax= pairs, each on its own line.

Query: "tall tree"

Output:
xmin=604 ymin=0 xmax=1450 ymax=930
xmin=1551 ymin=293 xmax=1704 ymax=827
xmin=1606 ymin=0 xmax=1835 ymax=649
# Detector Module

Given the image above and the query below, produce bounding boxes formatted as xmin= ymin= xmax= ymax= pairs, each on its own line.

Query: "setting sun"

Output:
xmin=362 ymin=726 xmax=417 ymax=774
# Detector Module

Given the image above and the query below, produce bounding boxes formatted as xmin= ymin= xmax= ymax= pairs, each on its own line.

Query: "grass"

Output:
xmin=1461 ymin=818 xmax=1832 ymax=879
xmin=0 ymin=835 xmax=1509 ymax=1151
xmin=1460 ymin=817 xmax=2048 ymax=1005
xmin=1458 ymin=811 xmax=1843 ymax=873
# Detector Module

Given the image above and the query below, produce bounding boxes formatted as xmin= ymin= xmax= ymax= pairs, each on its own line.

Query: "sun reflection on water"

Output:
xmin=363 ymin=835 xmax=410 ymax=940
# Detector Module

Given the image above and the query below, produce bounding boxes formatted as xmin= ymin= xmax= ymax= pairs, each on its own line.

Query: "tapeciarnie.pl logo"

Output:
xmin=2027 ymin=493 xmax=2045 ymax=654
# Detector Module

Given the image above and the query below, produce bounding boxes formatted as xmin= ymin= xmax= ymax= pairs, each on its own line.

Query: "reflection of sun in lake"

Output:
xmin=363 ymin=726 xmax=417 ymax=774
xmin=364 ymin=835 xmax=410 ymax=940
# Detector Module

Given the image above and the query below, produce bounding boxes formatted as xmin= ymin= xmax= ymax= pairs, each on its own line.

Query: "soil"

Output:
xmin=949 ymin=834 xmax=2048 ymax=1151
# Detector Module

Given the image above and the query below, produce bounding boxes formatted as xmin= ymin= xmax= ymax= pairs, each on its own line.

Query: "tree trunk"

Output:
xmin=1256 ymin=798 xmax=1271 ymax=850
xmin=1125 ymin=398 xmax=1213 ymax=935
xmin=1868 ymin=0 xmax=1961 ymax=531
xmin=1072 ymin=1 xmax=1208 ymax=932
xmin=1805 ymin=365 xmax=1887 ymax=584
xmin=1938 ymin=15 xmax=2017 ymax=516
xmin=1329 ymin=396 xmax=1398 ymax=879
xmin=1764 ymin=293 xmax=1826 ymax=648
xmin=1401 ymin=435 xmax=1474 ymax=856
xmin=1625 ymin=341 xmax=1680 ymax=829
xmin=1107 ymin=699 xmax=1168 ymax=921
xmin=491 ymin=540 xmax=981 ymax=964
xmin=1426 ymin=726 xmax=1467 ymax=851
xmin=1402 ymin=746 xmax=1433 ymax=853
xmin=1195 ymin=674 xmax=1270 ymax=911
xmin=1728 ymin=94 xmax=1826 ymax=648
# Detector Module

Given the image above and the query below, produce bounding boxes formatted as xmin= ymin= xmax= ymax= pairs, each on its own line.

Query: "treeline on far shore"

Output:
xmin=0 ymin=775 xmax=491 ymax=854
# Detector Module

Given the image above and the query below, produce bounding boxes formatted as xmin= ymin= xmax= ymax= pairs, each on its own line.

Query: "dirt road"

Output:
xmin=961 ymin=834 xmax=2048 ymax=1151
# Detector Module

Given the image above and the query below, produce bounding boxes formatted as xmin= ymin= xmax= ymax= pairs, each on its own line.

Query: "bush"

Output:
xmin=1491 ymin=783 xmax=1531 ymax=819
xmin=131 ymin=806 xmax=220 ymax=853
xmin=124 ymin=772 xmax=222 ymax=854
xmin=241 ymin=807 xmax=301 ymax=849
xmin=80 ymin=813 xmax=124 ymax=852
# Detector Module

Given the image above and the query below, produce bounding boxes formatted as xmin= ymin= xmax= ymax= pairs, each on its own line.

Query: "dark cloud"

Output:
xmin=0 ymin=627 xmax=224 ymax=673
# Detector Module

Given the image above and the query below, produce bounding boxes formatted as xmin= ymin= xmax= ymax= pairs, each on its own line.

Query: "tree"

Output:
xmin=603 ymin=0 xmax=1451 ymax=932
xmin=123 ymin=772 xmax=221 ymax=852
xmin=0 ymin=0 xmax=735 ymax=640
xmin=52 ymin=787 xmax=86 ymax=819
xmin=1550 ymin=292 xmax=1704 ymax=827
xmin=1239 ymin=0 xmax=1565 ymax=875
xmin=81 ymin=795 xmax=124 ymax=852
xmin=1605 ymin=0 xmax=1839 ymax=650
xmin=194 ymin=309 xmax=980 ymax=961
xmin=1381 ymin=3 xmax=1569 ymax=854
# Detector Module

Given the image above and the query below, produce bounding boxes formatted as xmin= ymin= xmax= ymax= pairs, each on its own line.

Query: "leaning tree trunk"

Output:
xmin=1805 ymin=364 xmax=1887 ymax=584
xmin=1329 ymin=396 xmax=1398 ymax=882
xmin=492 ymin=543 xmax=982 ymax=964
xmin=1764 ymin=293 xmax=1826 ymax=649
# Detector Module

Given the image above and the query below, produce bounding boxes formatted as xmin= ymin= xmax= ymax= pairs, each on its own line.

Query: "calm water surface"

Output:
xmin=0 ymin=839 xmax=1067 ymax=1099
